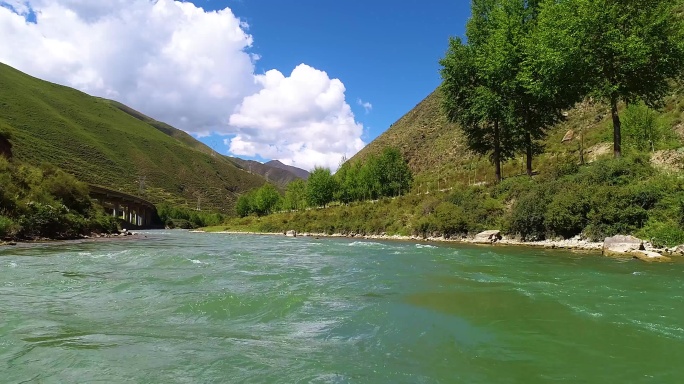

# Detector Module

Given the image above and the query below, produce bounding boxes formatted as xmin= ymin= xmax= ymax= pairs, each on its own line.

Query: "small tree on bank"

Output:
xmin=306 ymin=167 xmax=336 ymax=208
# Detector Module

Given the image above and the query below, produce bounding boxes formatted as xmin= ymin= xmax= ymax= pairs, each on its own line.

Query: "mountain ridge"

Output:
xmin=265 ymin=160 xmax=310 ymax=180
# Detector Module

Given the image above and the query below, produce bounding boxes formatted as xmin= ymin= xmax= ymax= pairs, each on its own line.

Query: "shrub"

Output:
xmin=433 ymin=202 xmax=469 ymax=237
xmin=0 ymin=215 xmax=18 ymax=239
xmin=639 ymin=220 xmax=684 ymax=248
xmin=544 ymin=184 xmax=589 ymax=239
xmin=506 ymin=188 xmax=549 ymax=240
xmin=584 ymin=186 xmax=650 ymax=241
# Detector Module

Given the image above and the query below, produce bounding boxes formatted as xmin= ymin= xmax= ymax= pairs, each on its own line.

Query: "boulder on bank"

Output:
xmin=473 ymin=230 xmax=502 ymax=244
xmin=602 ymin=235 xmax=644 ymax=257
xmin=671 ymin=244 xmax=684 ymax=255
xmin=285 ymin=230 xmax=297 ymax=237
xmin=631 ymin=250 xmax=672 ymax=263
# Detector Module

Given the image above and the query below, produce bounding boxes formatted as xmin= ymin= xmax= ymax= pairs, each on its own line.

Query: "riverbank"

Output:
xmin=197 ymin=227 xmax=684 ymax=263
xmin=0 ymin=230 xmax=141 ymax=247
xmin=197 ymin=228 xmax=604 ymax=251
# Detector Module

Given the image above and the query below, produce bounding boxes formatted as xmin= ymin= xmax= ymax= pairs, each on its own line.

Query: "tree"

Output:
xmin=283 ymin=179 xmax=307 ymax=211
xmin=532 ymin=0 xmax=684 ymax=158
xmin=490 ymin=0 xmax=567 ymax=176
xmin=306 ymin=167 xmax=336 ymax=207
xmin=440 ymin=36 xmax=517 ymax=182
xmin=236 ymin=191 xmax=254 ymax=217
xmin=253 ymin=183 xmax=281 ymax=215
xmin=377 ymin=147 xmax=413 ymax=196
xmin=622 ymin=102 xmax=670 ymax=152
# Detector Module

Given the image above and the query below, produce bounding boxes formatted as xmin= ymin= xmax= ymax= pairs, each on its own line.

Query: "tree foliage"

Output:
xmin=235 ymin=183 xmax=282 ymax=217
xmin=283 ymin=179 xmax=307 ymax=211
xmin=0 ymin=157 xmax=118 ymax=239
xmin=441 ymin=0 xmax=684 ymax=180
xmin=441 ymin=0 xmax=560 ymax=181
xmin=236 ymin=148 xmax=413 ymax=214
xmin=531 ymin=0 xmax=684 ymax=157
xmin=307 ymin=167 xmax=337 ymax=208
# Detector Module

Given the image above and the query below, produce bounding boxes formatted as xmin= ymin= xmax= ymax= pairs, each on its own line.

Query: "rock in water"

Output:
xmin=602 ymin=235 xmax=644 ymax=258
xmin=285 ymin=230 xmax=297 ymax=237
xmin=473 ymin=230 xmax=502 ymax=244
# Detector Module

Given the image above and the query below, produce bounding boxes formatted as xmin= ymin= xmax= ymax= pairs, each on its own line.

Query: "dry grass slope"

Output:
xmin=352 ymin=84 xmax=684 ymax=189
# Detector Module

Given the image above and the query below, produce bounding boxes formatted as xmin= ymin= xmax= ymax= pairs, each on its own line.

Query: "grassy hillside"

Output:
xmin=0 ymin=62 xmax=266 ymax=213
xmin=352 ymin=86 xmax=684 ymax=188
xmin=107 ymin=99 xmax=304 ymax=188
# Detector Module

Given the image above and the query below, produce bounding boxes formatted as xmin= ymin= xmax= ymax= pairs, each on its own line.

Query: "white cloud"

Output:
xmin=357 ymin=98 xmax=373 ymax=114
xmin=0 ymin=0 xmax=367 ymax=169
xmin=228 ymin=64 xmax=365 ymax=171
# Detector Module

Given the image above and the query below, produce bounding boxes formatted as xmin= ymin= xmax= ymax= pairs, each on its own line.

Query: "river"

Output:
xmin=1 ymin=231 xmax=683 ymax=383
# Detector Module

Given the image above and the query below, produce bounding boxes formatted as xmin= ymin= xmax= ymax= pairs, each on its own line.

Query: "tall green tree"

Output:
xmin=306 ymin=167 xmax=336 ymax=208
xmin=253 ymin=183 xmax=281 ymax=216
xmin=440 ymin=34 xmax=516 ymax=182
xmin=236 ymin=191 xmax=255 ymax=217
xmin=377 ymin=147 xmax=413 ymax=196
xmin=489 ymin=0 xmax=567 ymax=176
xmin=532 ymin=0 xmax=684 ymax=158
xmin=283 ymin=179 xmax=307 ymax=211
xmin=358 ymin=154 xmax=382 ymax=199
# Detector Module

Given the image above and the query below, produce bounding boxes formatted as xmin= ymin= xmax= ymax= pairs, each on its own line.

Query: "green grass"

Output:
xmin=0 ymin=63 xmax=267 ymax=213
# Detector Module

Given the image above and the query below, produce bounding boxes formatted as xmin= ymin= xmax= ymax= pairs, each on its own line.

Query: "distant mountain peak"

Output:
xmin=265 ymin=160 xmax=310 ymax=180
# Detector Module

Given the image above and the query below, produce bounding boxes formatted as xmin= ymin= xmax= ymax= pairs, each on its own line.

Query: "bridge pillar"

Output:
xmin=112 ymin=203 xmax=120 ymax=219
xmin=133 ymin=205 xmax=139 ymax=227
xmin=126 ymin=205 xmax=133 ymax=225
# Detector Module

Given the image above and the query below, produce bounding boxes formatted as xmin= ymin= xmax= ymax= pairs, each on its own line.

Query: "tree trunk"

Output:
xmin=579 ymin=127 xmax=585 ymax=165
xmin=611 ymin=99 xmax=622 ymax=158
xmin=493 ymin=120 xmax=502 ymax=183
xmin=526 ymin=132 xmax=533 ymax=176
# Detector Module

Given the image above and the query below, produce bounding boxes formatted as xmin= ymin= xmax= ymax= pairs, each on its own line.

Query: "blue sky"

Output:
xmin=0 ymin=0 xmax=470 ymax=170
xmin=197 ymin=0 xmax=470 ymax=154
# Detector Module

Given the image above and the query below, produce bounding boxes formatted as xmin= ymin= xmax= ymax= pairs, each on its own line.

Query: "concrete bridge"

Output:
xmin=89 ymin=185 xmax=156 ymax=228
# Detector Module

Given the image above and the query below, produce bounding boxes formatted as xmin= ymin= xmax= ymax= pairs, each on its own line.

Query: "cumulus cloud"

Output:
xmin=0 ymin=0 xmax=366 ymax=169
xmin=227 ymin=64 xmax=365 ymax=171
xmin=0 ymin=0 xmax=258 ymax=133
xmin=357 ymin=98 xmax=373 ymax=114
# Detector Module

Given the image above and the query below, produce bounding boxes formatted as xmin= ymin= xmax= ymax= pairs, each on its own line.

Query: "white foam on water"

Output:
xmin=289 ymin=319 xmax=338 ymax=339
xmin=566 ymin=303 xmax=604 ymax=318
xmin=189 ymin=259 xmax=205 ymax=265
xmin=90 ymin=249 xmax=131 ymax=259
xmin=348 ymin=241 xmax=384 ymax=248
xmin=629 ymin=319 xmax=684 ymax=340
xmin=415 ymin=244 xmax=437 ymax=249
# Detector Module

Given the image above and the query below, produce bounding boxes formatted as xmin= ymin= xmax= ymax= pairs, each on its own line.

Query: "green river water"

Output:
xmin=1 ymin=231 xmax=683 ymax=383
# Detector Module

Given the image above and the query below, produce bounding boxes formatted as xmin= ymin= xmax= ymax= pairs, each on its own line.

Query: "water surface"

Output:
xmin=1 ymin=231 xmax=683 ymax=383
